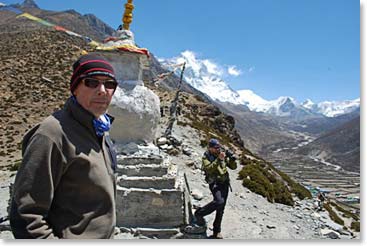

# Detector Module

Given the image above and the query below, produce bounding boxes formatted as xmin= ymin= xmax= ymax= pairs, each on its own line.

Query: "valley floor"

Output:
xmin=263 ymin=131 xmax=360 ymax=235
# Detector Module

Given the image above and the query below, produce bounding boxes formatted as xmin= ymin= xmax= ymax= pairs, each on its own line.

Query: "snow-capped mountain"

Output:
xmin=160 ymin=50 xmax=244 ymax=105
xmin=160 ymin=51 xmax=360 ymax=118
xmin=302 ymin=98 xmax=360 ymax=117
xmin=301 ymin=99 xmax=316 ymax=110
xmin=267 ymin=97 xmax=308 ymax=118
xmin=236 ymin=89 xmax=270 ymax=111
xmin=237 ymin=91 xmax=312 ymax=117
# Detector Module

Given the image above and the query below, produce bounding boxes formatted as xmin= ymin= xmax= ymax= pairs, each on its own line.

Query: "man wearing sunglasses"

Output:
xmin=10 ymin=54 xmax=118 ymax=239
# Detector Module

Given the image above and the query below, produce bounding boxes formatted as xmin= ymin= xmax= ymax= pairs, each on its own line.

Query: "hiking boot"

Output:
xmin=211 ymin=232 xmax=223 ymax=239
xmin=193 ymin=212 xmax=206 ymax=226
xmin=184 ymin=224 xmax=207 ymax=234
xmin=195 ymin=215 xmax=206 ymax=226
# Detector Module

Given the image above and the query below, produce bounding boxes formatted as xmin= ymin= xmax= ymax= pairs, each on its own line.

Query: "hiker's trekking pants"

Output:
xmin=195 ymin=181 xmax=229 ymax=233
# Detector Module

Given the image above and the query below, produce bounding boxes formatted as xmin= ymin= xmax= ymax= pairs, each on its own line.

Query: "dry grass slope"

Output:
xmin=0 ymin=28 xmax=89 ymax=168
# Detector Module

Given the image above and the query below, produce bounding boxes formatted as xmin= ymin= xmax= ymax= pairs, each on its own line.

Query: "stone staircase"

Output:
xmin=115 ymin=155 xmax=190 ymax=238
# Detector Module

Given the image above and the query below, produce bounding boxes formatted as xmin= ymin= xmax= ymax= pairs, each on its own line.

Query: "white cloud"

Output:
xmin=202 ymin=59 xmax=222 ymax=76
xmin=178 ymin=50 xmax=223 ymax=76
xmin=227 ymin=65 xmax=242 ymax=76
xmin=162 ymin=50 xmax=248 ymax=79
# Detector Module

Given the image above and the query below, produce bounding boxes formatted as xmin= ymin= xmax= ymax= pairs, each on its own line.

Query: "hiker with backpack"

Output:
xmin=194 ymin=138 xmax=237 ymax=239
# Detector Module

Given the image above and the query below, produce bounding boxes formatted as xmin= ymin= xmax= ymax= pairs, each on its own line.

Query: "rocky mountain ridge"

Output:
xmin=1 ymin=0 xmax=115 ymax=41
xmin=302 ymin=98 xmax=360 ymax=117
xmin=160 ymin=50 xmax=360 ymax=119
xmin=296 ymin=116 xmax=360 ymax=172
xmin=21 ymin=0 xmax=38 ymax=9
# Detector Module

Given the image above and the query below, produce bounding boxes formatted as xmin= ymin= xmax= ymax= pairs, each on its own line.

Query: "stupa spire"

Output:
xmin=122 ymin=0 xmax=134 ymax=30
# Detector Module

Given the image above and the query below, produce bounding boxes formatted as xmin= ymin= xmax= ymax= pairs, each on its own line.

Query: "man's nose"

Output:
xmin=96 ymin=83 xmax=107 ymax=94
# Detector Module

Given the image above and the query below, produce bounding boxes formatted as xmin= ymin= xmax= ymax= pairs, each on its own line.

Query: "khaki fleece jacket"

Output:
xmin=10 ymin=97 xmax=117 ymax=239
xmin=202 ymin=150 xmax=237 ymax=184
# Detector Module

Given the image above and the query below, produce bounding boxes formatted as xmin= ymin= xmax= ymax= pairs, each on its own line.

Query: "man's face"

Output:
xmin=73 ymin=75 xmax=117 ymax=118
xmin=209 ymin=146 xmax=221 ymax=155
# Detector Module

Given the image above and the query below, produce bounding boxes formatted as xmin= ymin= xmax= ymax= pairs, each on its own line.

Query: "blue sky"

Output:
xmin=2 ymin=0 xmax=360 ymax=103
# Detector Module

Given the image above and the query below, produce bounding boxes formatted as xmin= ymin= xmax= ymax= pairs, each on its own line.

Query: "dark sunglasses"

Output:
xmin=83 ymin=77 xmax=118 ymax=90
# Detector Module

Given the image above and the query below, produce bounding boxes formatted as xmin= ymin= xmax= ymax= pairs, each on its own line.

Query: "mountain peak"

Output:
xmin=237 ymin=89 xmax=269 ymax=111
xmin=161 ymin=50 xmax=242 ymax=105
xmin=317 ymin=98 xmax=360 ymax=117
xmin=302 ymin=99 xmax=315 ymax=110
xmin=277 ymin=96 xmax=296 ymax=106
xmin=22 ymin=0 xmax=39 ymax=8
xmin=302 ymin=98 xmax=314 ymax=104
xmin=303 ymin=99 xmax=314 ymax=103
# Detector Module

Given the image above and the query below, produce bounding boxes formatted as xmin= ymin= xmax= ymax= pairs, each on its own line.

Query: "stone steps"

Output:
xmin=117 ymin=156 xmax=163 ymax=165
xmin=117 ymin=175 xmax=177 ymax=189
xmin=117 ymin=164 xmax=169 ymax=177
xmin=115 ymin=155 xmax=189 ymax=232
xmin=116 ymin=187 xmax=185 ymax=228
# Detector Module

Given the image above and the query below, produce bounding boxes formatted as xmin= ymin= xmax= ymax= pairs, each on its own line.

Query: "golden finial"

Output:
xmin=122 ymin=0 xmax=134 ymax=30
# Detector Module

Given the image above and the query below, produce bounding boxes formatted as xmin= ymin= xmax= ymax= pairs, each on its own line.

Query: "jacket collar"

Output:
xmin=64 ymin=97 xmax=98 ymax=137
xmin=204 ymin=150 xmax=217 ymax=162
xmin=64 ymin=97 xmax=115 ymax=137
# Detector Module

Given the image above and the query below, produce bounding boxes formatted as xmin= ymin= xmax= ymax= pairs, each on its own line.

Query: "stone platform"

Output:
xmin=116 ymin=155 xmax=190 ymax=238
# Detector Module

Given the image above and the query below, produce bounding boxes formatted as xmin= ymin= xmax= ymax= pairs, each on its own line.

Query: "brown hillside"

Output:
xmin=0 ymin=28 xmax=89 ymax=167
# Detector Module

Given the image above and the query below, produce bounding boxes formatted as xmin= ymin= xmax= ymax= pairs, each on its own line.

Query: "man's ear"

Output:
xmin=73 ymin=87 xmax=79 ymax=96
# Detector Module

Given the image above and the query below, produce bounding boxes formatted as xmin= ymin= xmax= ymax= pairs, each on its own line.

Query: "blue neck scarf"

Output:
xmin=71 ymin=96 xmax=111 ymax=137
xmin=93 ymin=114 xmax=111 ymax=137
